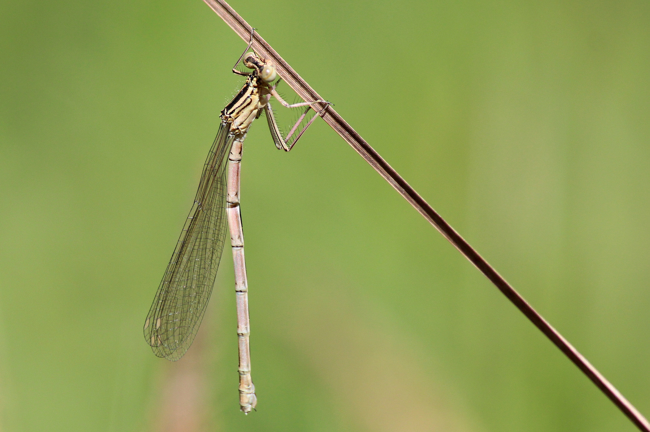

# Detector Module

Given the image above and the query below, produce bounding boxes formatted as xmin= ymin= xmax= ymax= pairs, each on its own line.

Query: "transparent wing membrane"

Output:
xmin=265 ymin=101 xmax=318 ymax=151
xmin=143 ymin=123 xmax=234 ymax=361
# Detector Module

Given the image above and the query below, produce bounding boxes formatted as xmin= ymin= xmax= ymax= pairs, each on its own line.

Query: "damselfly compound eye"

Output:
xmin=260 ymin=64 xmax=277 ymax=82
xmin=243 ymin=53 xmax=256 ymax=69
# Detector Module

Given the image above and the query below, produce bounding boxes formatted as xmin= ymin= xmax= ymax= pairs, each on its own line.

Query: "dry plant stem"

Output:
xmin=202 ymin=0 xmax=650 ymax=429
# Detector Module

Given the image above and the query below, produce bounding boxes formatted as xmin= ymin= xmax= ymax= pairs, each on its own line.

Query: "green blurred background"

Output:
xmin=1 ymin=0 xmax=649 ymax=430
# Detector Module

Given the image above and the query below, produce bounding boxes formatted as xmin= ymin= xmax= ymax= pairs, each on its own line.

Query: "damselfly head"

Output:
xmin=243 ymin=53 xmax=277 ymax=83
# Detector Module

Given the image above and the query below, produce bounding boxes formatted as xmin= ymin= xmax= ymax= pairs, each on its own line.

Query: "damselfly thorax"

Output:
xmin=222 ymin=53 xmax=277 ymax=135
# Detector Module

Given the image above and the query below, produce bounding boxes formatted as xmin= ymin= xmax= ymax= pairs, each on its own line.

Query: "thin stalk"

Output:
xmin=201 ymin=0 xmax=650 ymax=429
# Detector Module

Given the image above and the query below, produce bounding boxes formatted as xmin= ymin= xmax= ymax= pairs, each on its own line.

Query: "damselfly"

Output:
xmin=143 ymin=32 xmax=328 ymax=414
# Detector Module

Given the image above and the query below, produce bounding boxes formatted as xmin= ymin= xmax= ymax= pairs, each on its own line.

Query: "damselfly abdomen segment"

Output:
xmin=143 ymin=32 xmax=329 ymax=414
